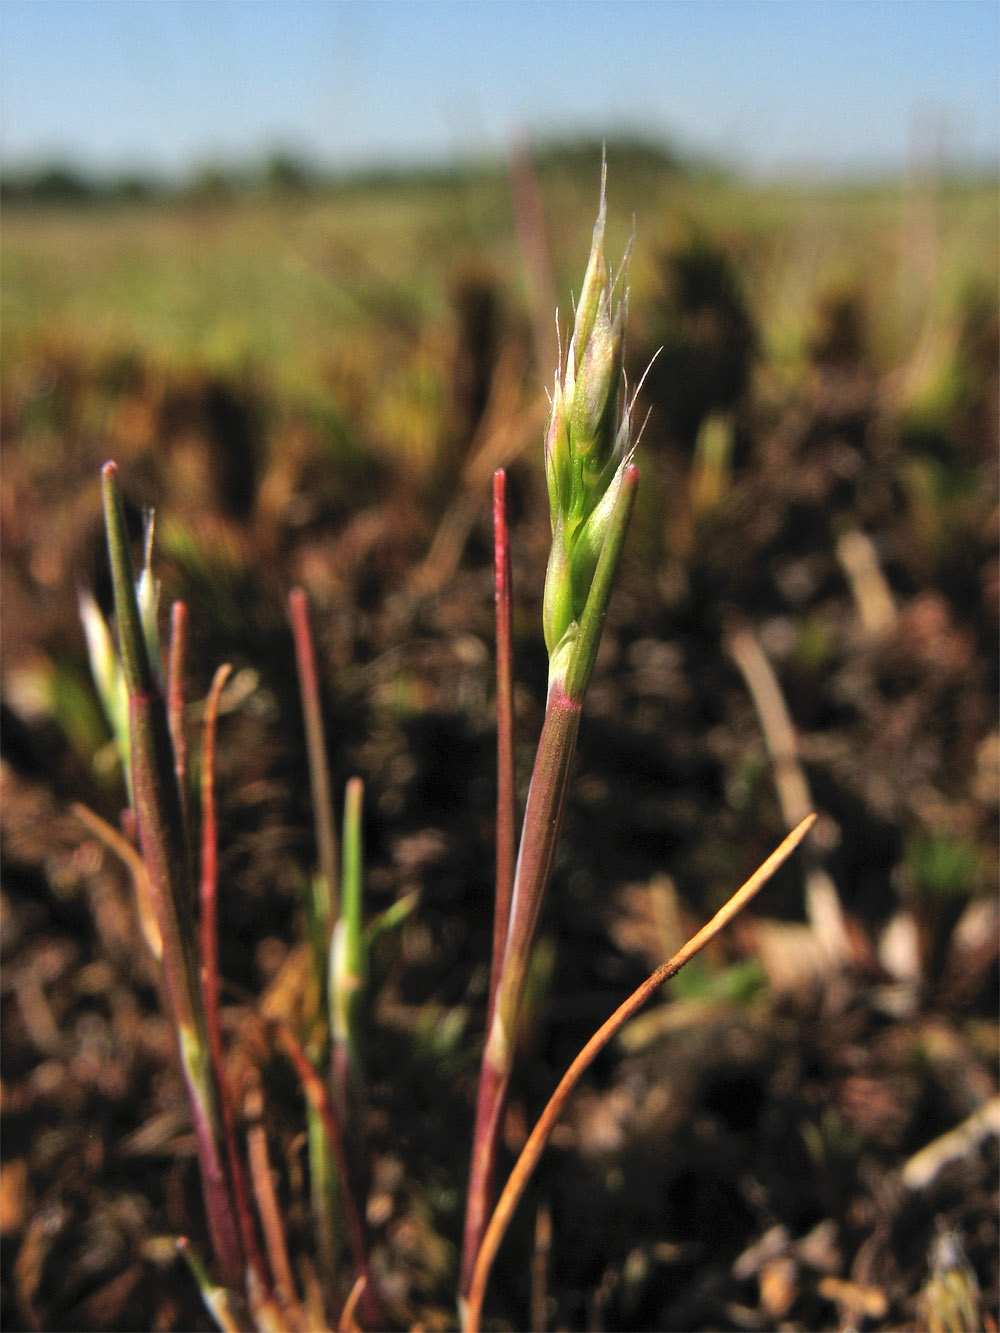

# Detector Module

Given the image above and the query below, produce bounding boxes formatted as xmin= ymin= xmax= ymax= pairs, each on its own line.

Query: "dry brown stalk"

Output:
xmin=725 ymin=623 xmax=850 ymax=962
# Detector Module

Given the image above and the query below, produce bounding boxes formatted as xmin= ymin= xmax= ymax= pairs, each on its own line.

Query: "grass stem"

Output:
xmin=290 ymin=587 xmax=340 ymax=934
xmin=488 ymin=468 xmax=516 ymax=1030
xmin=331 ymin=776 xmax=367 ymax=1133
xmin=199 ymin=663 xmax=270 ymax=1289
xmin=462 ymin=176 xmax=639 ymax=1300
xmin=167 ymin=599 xmax=189 ymax=822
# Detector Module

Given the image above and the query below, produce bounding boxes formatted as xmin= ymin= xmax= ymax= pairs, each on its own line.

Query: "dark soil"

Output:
xmin=2 ymin=269 xmax=997 ymax=1332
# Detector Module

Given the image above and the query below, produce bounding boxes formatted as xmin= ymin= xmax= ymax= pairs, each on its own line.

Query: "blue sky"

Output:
xmin=2 ymin=0 xmax=997 ymax=179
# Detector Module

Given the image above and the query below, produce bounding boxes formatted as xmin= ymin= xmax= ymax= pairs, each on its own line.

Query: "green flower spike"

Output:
xmin=542 ymin=160 xmax=638 ymax=698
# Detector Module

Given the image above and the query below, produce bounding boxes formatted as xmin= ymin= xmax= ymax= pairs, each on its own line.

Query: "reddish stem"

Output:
xmin=461 ymin=684 xmax=581 ymax=1297
xmin=199 ymin=663 xmax=268 ymax=1289
xmin=460 ymin=1054 xmax=511 ymax=1303
xmin=491 ymin=685 xmax=581 ymax=1043
xmin=199 ymin=665 xmax=229 ymax=1055
xmin=289 ymin=588 xmax=339 ymax=930
xmin=167 ymin=600 xmax=189 ymax=821
xmin=123 ymin=675 xmax=243 ymax=1286
xmin=488 ymin=469 xmax=516 ymax=1030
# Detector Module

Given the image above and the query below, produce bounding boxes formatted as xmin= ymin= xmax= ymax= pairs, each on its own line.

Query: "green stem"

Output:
xmin=272 ymin=1020 xmax=381 ymax=1329
xmin=331 ymin=776 xmax=367 ymax=1128
xmin=307 ymin=1103 xmax=342 ymax=1312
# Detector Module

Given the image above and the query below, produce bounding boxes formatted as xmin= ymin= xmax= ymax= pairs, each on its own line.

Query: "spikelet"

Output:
xmin=542 ymin=161 xmax=636 ymax=682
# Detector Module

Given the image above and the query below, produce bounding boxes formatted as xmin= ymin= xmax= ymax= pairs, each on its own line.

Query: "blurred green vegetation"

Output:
xmin=905 ymin=830 xmax=982 ymax=901
xmin=3 ymin=143 xmax=996 ymax=451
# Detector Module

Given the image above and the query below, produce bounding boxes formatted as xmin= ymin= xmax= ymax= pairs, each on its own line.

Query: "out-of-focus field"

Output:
xmin=2 ymin=147 xmax=998 ymax=1332
xmin=4 ymin=165 xmax=996 ymax=410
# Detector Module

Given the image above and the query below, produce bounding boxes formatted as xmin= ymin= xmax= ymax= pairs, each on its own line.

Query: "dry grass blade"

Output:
xmin=247 ymin=1114 xmax=303 ymax=1324
xmin=463 ymin=812 xmax=817 ymax=1332
xmin=725 ymin=624 xmax=849 ymax=962
xmin=71 ymin=801 xmax=162 ymax=959
xmin=337 ymin=1274 xmax=367 ymax=1333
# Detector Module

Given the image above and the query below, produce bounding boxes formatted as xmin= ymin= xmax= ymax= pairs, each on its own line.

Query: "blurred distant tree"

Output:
xmin=1 ymin=163 xmax=94 ymax=204
xmin=106 ymin=172 xmax=162 ymax=203
xmin=534 ymin=134 xmax=690 ymax=181
xmin=183 ymin=164 xmax=242 ymax=202
xmin=262 ymin=150 xmax=320 ymax=195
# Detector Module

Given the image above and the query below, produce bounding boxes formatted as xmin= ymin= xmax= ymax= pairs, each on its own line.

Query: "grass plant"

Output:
xmin=81 ymin=171 xmax=816 ymax=1331
xmin=461 ymin=162 xmax=641 ymax=1299
xmin=101 ymin=463 xmax=245 ymax=1293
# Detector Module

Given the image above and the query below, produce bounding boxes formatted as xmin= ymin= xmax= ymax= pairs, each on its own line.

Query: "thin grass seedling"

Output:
xmin=288 ymin=586 xmax=348 ymax=1307
xmin=79 ymin=587 xmax=132 ymax=796
xmin=198 ymin=663 xmax=269 ymax=1295
xmin=102 ymin=461 xmax=244 ymax=1288
xmin=288 ymin=588 xmax=381 ymax=1318
xmin=88 ymin=475 xmax=382 ymax=1328
xmin=338 ymin=1273 xmax=370 ymax=1333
